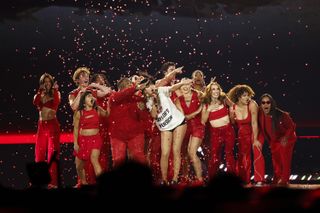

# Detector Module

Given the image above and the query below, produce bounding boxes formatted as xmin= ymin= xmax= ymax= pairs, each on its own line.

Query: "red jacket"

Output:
xmin=258 ymin=109 xmax=297 ymax=143
xmin=108 ymin=86 xmax=144 ymax=140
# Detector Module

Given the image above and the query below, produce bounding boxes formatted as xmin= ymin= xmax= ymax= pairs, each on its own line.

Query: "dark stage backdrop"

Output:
xmin=0 ymin=0 xmax=319 ymax=188
xmin=0 ymin=0 xmax=319 ymax=133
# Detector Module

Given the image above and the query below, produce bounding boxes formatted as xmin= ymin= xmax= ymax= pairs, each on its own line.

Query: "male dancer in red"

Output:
xmin=69 ymin=67 xmax=110 ymax=111
xmin=33 ymin=73 xmax=60 ymax=188
xmin=108 ymin=77 xmax=147 ymax=167
xmin=259 ymin=93 xmax=296 ymax=185
xmin=90 ymin=73 xmax=112 ymax=172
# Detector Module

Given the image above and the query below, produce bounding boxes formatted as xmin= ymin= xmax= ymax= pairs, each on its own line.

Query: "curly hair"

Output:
xmin=227 ymin=84 xmax=255 ymax=103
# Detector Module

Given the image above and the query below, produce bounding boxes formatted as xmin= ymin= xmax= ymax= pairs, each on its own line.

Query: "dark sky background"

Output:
xmin=0 ymin=0 xmax=320 ymax=134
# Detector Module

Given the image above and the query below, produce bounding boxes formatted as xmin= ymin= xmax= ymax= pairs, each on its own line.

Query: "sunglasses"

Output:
xmin=261 ymin=101 xmax=271 ymax=105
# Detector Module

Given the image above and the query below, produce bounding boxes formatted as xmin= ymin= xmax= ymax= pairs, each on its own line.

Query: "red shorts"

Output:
xmin=74 ymin=134 xmax=102 ymax=160
xmin=188 ymin=120 xmax=205 ymax=140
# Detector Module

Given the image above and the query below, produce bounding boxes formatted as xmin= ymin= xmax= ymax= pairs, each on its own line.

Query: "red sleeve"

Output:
xmin=86 ymin=87 xmax=98 ymax=98
xmin=170 ymin=91 xmax=178 ymax=102
xmin=33 ymin=89 xmax=43 ymax=109
xmin=52 ymin=89 xmax=61 ymax=111
xmin=282 ymin=113 xmax=296 ymax=138
xmin=109 ymin=86 xmax=136 ymax=105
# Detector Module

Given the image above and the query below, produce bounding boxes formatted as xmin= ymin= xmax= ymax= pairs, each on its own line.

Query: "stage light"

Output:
xmin=301 ymin=175 xmax=306 ymax=180
xmin=219 ymin=164 xmax=224 ymax=169
xmin=307 ymin=175 xmax=312 ymax=181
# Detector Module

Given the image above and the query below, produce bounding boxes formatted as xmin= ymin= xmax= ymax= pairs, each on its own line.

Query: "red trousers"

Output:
xmin=237 ymin=132 xmax=252 ymax=184
xmin=270 ymin=140 xmax=295 ymax=184
xmin=110 ymin=133 xmax=146 ymax=168
xmin=209 ymin=124 xmax=235 ymax=179
xmin=237 ymin=133 xmax=265 ymax=184
xmin=253 ymin=135 xmax=266 ymax=182
xmin=35 ymin=119 xmax=60 ymax=186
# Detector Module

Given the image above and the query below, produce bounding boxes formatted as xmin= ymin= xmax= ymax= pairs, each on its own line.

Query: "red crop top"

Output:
xmin=208 ymin=104 xmax=229 ymax=121
xmin=33 ymin=89 xmax=60 ymax=111
xmin=79 ymin=109 xmax=100 ymax=130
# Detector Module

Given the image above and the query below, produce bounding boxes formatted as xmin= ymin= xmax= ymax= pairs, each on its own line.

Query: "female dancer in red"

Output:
xmin=201 ymin=81 xmax=235 ymax=179
xmin=191 ymin=70 xmax=206 ymax=92
xmin=73 ymin=90 xmax=108 ymax=185
xmin=228 ymin=85 xmax=265 ymax=185
xmin=69 ymin=67 xmax=110 ymax=185
xmin=259 ymin=93 xmax=296 ymax=185
xmin=33 ymin=73 xmax=61 ymax=188
xmin=177 ymin=78 xmax=205 ymax=184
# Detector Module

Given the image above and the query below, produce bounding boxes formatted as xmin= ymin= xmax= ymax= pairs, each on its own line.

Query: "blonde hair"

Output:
xmin=72 ymin=67 xmax=90 ymax=83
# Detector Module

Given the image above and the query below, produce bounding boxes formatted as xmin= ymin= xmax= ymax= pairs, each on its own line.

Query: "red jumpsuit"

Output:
xmin=208 ymin=104 xmax=235 ymax=178
xmin=259 ymin=110 xmax=296 ymax=184
xmin=233 ymin=104 xmax=265 ymax=184
xmin=74 ymin=109 xmax=102 ymax=161
xmin=108 ymin=86 xmax=146 ymax=167
xmin=33 ymin=88 xmax=60 ymax=186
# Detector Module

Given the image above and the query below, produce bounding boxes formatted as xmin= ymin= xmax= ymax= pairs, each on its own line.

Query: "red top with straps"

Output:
xmin=33 ymin=89 xmax=60 ymax=111
xmin=79 ymin=109 xmax=100 ymax=129
xmin=233 ymin=104 xmax=251 ymax=125
xmin=233 ymin=104 xmax=252 ymax=136
xmin=208 ymin=104 xmax=229 ymax=121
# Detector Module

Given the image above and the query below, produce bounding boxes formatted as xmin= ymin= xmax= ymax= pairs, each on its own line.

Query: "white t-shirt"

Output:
xmin=155 ymin=87 xmax=185 ymax=131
